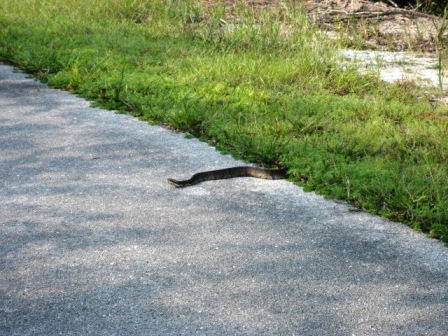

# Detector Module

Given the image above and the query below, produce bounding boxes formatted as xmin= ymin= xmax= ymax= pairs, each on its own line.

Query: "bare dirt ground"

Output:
xmin=204 ymin=0 xmax=448 ymax=102
xmin=204 ymin=0 xmax=447 ymax=51
xmin=306 ymin=0 xmax=447 ymax=51
xmin=308 ymin=0 xmax=448 ymax=102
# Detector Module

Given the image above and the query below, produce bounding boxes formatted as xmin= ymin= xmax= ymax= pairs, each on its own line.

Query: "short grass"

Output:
xmin=1 ymin=0 xmax=447 ymax=243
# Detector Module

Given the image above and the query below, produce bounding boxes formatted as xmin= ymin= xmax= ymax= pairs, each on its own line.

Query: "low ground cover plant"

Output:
xmin=0 ymin=0 xmax=446 ymax=243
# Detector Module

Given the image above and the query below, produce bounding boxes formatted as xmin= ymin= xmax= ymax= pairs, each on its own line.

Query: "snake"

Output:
xmin=167 ymin=166 xmax=287 ymax=188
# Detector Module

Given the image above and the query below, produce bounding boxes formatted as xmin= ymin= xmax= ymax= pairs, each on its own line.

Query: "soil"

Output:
xmin=203 ymin=0 xmax=447 ymax=51
xmin=305 ymin=0 xmax=446 ymax=51
xmin=202 ymin=1 xmax=448 ymax=102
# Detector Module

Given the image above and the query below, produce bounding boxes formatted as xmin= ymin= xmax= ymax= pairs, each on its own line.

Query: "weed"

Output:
xmin=433 ymin=3 xmax=448 ymax=92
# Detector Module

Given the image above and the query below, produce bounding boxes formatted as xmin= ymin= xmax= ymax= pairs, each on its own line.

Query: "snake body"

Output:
xmin=167 ymin=166 xmax=287 ymax=188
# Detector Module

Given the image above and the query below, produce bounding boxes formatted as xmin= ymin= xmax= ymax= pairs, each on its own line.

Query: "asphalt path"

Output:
xmin=1 ymin=63 xmax=447 ymax=335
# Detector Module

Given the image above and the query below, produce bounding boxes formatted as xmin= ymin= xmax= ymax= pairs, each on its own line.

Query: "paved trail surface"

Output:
xmin=1 ymin=64 xmax=447 ymax=335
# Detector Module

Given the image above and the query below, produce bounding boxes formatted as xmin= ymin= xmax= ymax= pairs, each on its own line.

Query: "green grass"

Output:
xmin=1 ymin=0 xmax=447 ymax=243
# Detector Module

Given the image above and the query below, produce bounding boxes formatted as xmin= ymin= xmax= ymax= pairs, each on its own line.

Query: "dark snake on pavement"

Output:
xmin=167 ymin=166 xmax=287 ymax=188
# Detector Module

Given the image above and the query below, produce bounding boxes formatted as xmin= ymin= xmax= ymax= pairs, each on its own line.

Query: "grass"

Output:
xmin=434 ymin=4 xmax=448 ymax=92
xmin=0 ymin=0 xmax=447 ymax=243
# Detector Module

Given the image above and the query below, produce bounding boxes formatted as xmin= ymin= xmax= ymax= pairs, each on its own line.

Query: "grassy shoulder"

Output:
xmin=1 ymin=0 xmax=447 ymax=243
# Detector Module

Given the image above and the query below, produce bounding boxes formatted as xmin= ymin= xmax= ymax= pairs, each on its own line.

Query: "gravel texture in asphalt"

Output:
xmin=1 ymin=63 xmax=447 ymax=335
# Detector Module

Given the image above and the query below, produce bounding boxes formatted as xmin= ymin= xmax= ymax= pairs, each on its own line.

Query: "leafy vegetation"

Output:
xmin=386 ymin=0 xmax=447 ymax=16
xmin=415 ymin=0 xmax=448 ymax=16
xmin=0 ymin=0 xmax=447 ymax=243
